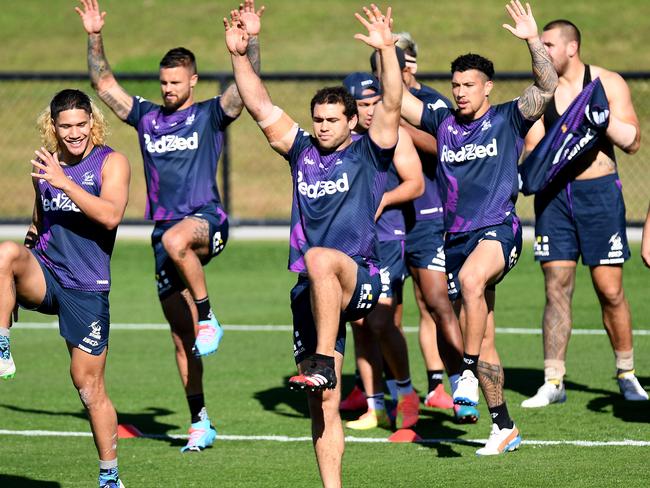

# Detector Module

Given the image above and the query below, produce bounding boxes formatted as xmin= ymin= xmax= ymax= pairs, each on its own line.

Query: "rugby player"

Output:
xmin=225 ymin=5 xmax=401 ymax=485
xmin=0 ymin=89 xmax=130 ymax=487
xmin=75 ymin=0 xmax=264 ymax=452
xmin=392 ymin=33 xmax=477 ymax=423
xmin=342 ymin=72 xmax=423 ymax=431
xmin=399 ymin=0 xmax=558 ymax=455
xmin=521 ymin=19 xmax=647 ymax=408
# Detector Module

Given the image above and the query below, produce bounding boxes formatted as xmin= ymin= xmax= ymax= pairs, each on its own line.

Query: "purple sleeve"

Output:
xmin=125 ymin=96 xmax=159 ymax=128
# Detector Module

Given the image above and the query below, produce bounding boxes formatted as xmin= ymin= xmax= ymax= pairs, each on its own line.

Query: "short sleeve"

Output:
xmin=498 ymin=100 xmax=536 ymax=138
xmin=285 ymin=128 xmax=313 ymax=169
xmin=420 ymin=103 xmax=452 ymax=137
xmin=210 ymin=96 xmax=236 ymax=131
xmin=125 ymin=96 xmax=159 ymax=128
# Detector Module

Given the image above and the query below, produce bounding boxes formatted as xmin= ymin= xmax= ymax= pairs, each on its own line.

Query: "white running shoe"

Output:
xmin=617 ymin=371 xmax=649 ymax=401
xmin=0 ymin=353 xmax=15 ymax=380
xmin=476 ymin=423 xmax=521 ymax=456
xmin=452 ymin=370 xmax=479 ymax=406
xmin=520 ymin=381 xmax=566 ymax=408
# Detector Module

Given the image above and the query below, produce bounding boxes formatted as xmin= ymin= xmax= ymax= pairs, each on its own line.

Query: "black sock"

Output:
xmin=462 ymin=353 xmax=479 ymax=377
xmin=353 ymin=369 xmax=365 ymax=392
xmin=488 ymin=403 xmax=514 ymax=430
xmin=427 ymin=370 xmax=444 ymax=392
xmin=187 ymin=393 xmax=206 ymax=423
xmin=194 ymin=297 xmax=212 ymax=322
xmin=311 ymin=353 xmax=335 ymax=370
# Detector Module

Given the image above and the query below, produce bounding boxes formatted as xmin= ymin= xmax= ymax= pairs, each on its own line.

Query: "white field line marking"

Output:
xmin=1 ymin=429 xmax=649 ymax=447
xmin=12 ymin=322 xmax=650 ymax=335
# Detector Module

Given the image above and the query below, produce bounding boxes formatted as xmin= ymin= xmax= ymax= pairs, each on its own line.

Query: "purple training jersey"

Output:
xmin=286 ymin=129 xmax=394 ymax=273
xmin=126 ymin=96 xmax=234 ymax=221
xmin=376 ymin=162 xmax=406 ymax=241
xmin=34 ymin=145 xmax=116 ymax=291
xmin=421 ymin=101 xmax=534 ymax=233
xmin=408 ymin=84 xmax=452 ymax=223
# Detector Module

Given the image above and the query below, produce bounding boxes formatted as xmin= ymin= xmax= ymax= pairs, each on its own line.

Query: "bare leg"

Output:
xmin=590 ymin=265 xmax=633 ymax=354
xmin=161 ymin=290 xmax=203 ymax=395
xmin=68 ymin=344 xmax=118 ymax=461
xmin=541 ymin=262 xmax=576 ymax=380
xmin=477 ymin=290 xmax=504 ymax=409
xmin=305 ymin=352 xmax=344 ymax=488
xmin=351 ymin=320 xmax=383 ymax=396
xmin=161 ymin=217 xmax=211 ymax=301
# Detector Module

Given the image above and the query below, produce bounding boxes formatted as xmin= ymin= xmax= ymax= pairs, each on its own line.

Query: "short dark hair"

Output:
xmin=159 ymin=47 xmax=197 ymax=74
xmin=543 ymin=19 xmax=581 ymax=49
xmin=50 ymin=89 xmax=92 ymax=120
xmin=310 ymin=86 xmax=358 ymax=120
xmin=451 ymin=53 xmax=495 ymax=80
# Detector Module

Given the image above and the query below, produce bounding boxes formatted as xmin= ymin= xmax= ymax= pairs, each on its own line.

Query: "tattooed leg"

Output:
xmin=477 ymin=360 xmax=504 ymax=409
xmin=161 ymin=218 xmax=211 ymax=300
xmin=541 ymin=264 xmax=576 ymax=380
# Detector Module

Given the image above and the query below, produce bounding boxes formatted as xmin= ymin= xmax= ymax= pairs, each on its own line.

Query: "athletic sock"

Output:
xmin=427 ymin=369 xmax=444 ymax=392
xmin=396 ymin=378 xmax=414 ymax=397
xmin=187 ymin=393 xmax=207 ymax=423
xmin=462 ymin=353 xmax=480 ymax=377
xmin=615 ymin=349 xmax=634 ymax=374
xmin=194 ymin=297 xmax=212 ymax=322
xmin=488 ymin=403 xmax=514 ymax=430
xmin=367 ymin=393 xmax=385 ymax=412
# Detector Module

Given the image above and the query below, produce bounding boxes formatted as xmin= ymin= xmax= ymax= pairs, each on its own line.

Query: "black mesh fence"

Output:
xmin=1 ymin=72 xmax=648 ymax=224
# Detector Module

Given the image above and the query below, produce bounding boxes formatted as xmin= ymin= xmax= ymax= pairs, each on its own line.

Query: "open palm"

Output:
xmin=503 ymin=0 xmax=538 ymax=40
xmin=239 ymin=0 xmax=265 ymax=37
xmin=354 ymin=5 xmax=394 ymax=49
xmin=75 ymin=0 xmax=106 ymax=35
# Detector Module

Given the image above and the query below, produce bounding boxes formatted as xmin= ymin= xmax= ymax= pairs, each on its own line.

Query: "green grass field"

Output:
xmin=1 ymin=240 xmax=649 ymax=487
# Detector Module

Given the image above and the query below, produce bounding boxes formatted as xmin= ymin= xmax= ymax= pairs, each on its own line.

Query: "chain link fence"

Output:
xmin=1 ymin=72 xmax=648 ymax=224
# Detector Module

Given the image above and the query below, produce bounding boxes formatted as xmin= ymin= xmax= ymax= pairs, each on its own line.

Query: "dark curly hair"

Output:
xmin=310 ymin=86 xmax=358 ymax=120
xmin=451 ymin=53 xmax=495 ymax=80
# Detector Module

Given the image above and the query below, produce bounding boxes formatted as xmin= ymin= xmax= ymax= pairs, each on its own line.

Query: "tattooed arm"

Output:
xmin=220 ymin=1 xmax=265 ymax=119
xmin=502 ymin=1 xmax=558 ymax=120
xmin=75 ymin=0 xmax=133 ymax=121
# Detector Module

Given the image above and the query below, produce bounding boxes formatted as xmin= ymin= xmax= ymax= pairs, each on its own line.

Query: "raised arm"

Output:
xmin=354 ymin=5 xmax=401 ymax=149
xmin=375 ymin=126 xmax=424 ymax=220
xmin=31 ymin=149 xmax=131 ymax=231
xmin=503 ymin=1 xmax=558 ymax=121
xmin=220 ymin=0 xmax=265 ymax=118
xmin=75 ymin=0 xmax=133 ymax=121
xmin=224 ymin=12 xmax=297 ymax=155
xmin=600 ymin=70 xmax=641 ymax=154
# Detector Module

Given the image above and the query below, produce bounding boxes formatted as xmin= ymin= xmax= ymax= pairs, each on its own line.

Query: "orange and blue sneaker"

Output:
xmin=454 ymin=404 xmax=480 ymax=424
xmin=181 ymin=419 xmax=217 ymax=453
xmin=192 ymin=314 xmax=224 ymax=357
xmin=0 ymin=335 xmax=15 ymax=380
xmin=340 ymin=385 xmax=367 ymax=411
xmin=424 ymin=383 xmax=454 ymax=409
xmin=475 ymin=423 xmax=521 ymax=456
xmin=395 ymin=391 xmax=420 ymax=429
xmin=346 ymin=408 xmax=391 ymax=430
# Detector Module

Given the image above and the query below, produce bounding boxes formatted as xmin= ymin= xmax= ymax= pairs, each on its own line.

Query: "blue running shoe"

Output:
xmin=180 ymin=419 xmax=217 ymax=453
xmin=192 ymin=314 xmax=224 ymax=357
xmin=0 ymin=335 xmax=15 ymax=380
xmin=99 ymin=467 xmax=124 ymax=487
xmin=454 ymin=404 xmax=480 ymax=424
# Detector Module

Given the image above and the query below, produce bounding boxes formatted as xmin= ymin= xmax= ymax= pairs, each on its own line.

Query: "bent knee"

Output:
xmin=458 ymin=271 xmax=487 ymax=298
xmin=161 ymin=230 xmax=190 ymax=256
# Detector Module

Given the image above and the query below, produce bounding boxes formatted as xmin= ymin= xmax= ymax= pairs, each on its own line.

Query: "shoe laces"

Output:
xmin=187 ymin=427 xmax=207 ymax=446
xmin=196 ymin=324 xmax=217 ymax=344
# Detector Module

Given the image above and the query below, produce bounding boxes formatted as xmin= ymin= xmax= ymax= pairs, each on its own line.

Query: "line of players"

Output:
xmin=0 ymin=1 xmax=646 ymax=487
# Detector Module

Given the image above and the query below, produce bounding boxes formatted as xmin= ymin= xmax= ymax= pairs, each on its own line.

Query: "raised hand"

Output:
xmin=503 ymin=1 xmax=538 ymax=40
xmin=30 ymin=149 xmax=70 ymax=192
xmin=354 ymin=4 xmax=394 ymax=50
xmin=238 ymin=0 xmax=265 ymax=37
xmin=75 ymin=0 xmax=106 ymax=35
xmin=224 ymin=11 xmax=249 ymax=56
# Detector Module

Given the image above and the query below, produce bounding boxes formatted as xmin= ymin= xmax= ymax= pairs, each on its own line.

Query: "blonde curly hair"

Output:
xmin=36 ymin=89 xmax=109 ymax=153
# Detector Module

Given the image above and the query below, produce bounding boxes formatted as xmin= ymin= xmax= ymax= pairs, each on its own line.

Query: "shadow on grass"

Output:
xmin=255 ymin=374 xmax=484 ymax=457
xmin=0 ymin=475 xmax=60 ymax=487
xmin=0 ymin=403 xmax=183 ymax=439
xmin=505 ymin=368 xmax=650 ymax=423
